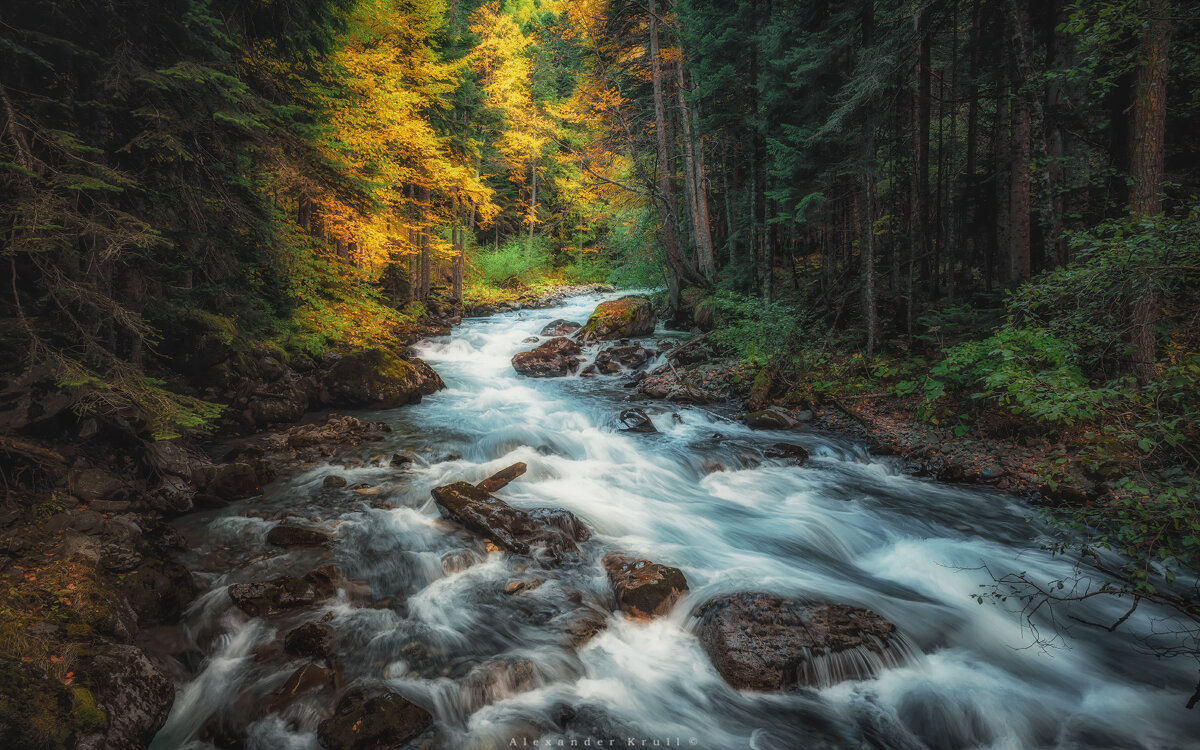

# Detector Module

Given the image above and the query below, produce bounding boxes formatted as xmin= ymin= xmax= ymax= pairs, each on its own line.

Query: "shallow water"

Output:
xmin=151 ymin=292 xmax=1200 ymax=750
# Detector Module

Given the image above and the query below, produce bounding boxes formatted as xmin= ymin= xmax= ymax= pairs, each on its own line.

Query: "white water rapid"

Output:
xmin=150 ymin=291 xmax=1200 ymax=750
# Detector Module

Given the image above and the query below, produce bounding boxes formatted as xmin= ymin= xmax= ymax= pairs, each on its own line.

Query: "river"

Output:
xmin=150 ymin=291 xmax=1200 ymax=750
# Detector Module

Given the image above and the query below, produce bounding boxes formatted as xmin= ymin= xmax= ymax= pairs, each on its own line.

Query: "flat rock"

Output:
xmin=512 ymin=337 xmax=583 ymax=378
xmin=266 ymin=522 xmax=331 ymax=547
xmin=695 ymin=592 xmax=903 ymax=691
xmin=431 ymin=481 xmax=590 ymax=563
xmin=317 ymin=688 xmax=431 ymax=750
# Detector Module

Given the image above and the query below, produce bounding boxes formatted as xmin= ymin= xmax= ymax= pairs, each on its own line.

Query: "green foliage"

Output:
xmin=707 ymin=291 xmax=812 ymax=368
xmin=470 ymin=237 xmax=554 ymax=289
xmin=926 ymin=327 xmax=1115 ymax=426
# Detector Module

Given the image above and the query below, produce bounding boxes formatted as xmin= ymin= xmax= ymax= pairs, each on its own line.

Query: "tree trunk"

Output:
xmin=676 ymin=61 xmax=711 ymax=278
xmin=1009 ymin=91 xmax=1032 ymax=283
xmin=1129 ymin=0 xmax=1171 ymax=384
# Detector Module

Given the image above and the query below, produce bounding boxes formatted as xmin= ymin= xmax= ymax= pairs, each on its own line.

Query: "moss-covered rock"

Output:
xmin=321 ymin=348 xmax=444 ymax=409
xmin=0 ymin=658 xmax=75 ymax=750
xmin=578 ymin=297 xmax=656 ymax=342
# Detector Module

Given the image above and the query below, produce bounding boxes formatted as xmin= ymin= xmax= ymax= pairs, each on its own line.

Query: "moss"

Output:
xmin=70 ymin=686 xmax=108 ymax=732
xmin=0 ymin=659 xmax=75 ymax=750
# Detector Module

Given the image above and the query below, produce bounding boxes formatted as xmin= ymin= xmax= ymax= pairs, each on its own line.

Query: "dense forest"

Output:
xmin=3 ymin=0 xmax=1200 ymax=747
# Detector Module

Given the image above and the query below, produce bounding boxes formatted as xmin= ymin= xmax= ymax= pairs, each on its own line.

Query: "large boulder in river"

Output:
xmin=695 ymin=593 xmax=903 ymax=691
xmin=578 ymin=297 xmax=656 ymax=342
xmin=227 ymin=577 xmax=316 ymax=617
xmin=512 ymin=337 xmax=582 ymax=378
xmin=317 ymin=688 xmax=432 ymax=750
xmin=321 ymin=348 xmax=444 ymax=409
xmin=432 ymin=481 xmax=591 ymax=563
xmin=603 ymin=552 xmax=688 ymax=619
xmin=745 ymin=407 xmax=800 ymax=430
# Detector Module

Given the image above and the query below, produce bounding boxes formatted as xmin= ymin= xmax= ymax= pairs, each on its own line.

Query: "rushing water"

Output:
xmin=151 ymin=292 xmax=1200 ymax=750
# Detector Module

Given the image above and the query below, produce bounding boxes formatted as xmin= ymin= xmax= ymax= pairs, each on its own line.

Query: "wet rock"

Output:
xmin=745 ymin=408 xmax=799 ymax=430
xmin=75 ymin=645 xmax=174 ymax=750
xmin=765 ymin=443 xmax=810 ymax=465
xmin=460 ymin=658 xmax=537 ymax=711
xmin=390 ymin=453 xmax=415 ymax=468
xmin=227 ymin=577 xmax=317 ymax=617
xmin=284 ymin=622 xmax=335 ymax=659
xmin=266 ymin=522 xmax=331 ymax=547
xmin=432 ymin=482 xmax=590 ymax=562
xmin=512 ymin=337 xmax=583 ymax=378
xmin=323 ymin=475 xmax=348 ymax=488
xmin=68 ymin=468 xmax=125 ymax=504
xmin=602 ymin=552 xmax=689 ymax=620
xmin=239 ymin=373 xmax=316 ymax=430
xmin=618 ymin=408 xmax=657 ymax=434
xmin=695 ymin=592 xmax=903 ymax=691
xmin=556 ymin=606 xmax=609 ymax=648
xmin=584 ymin=344 xmax=654 ymax=376
xmin=476 ymin=462 xmax=527 ymax=493
xmin=118 ymin=557 xmax=197 ymax=626
xmin=540 ymin=319 xmax=583 ymax=337
xmin=265 ymin=663 xmax=333 ymax=715
xmin=578 ymin=297 xmax=656 ymax=342
xmin=316 ymin=687 xmax=432 ymax=750
xmin=321 ymin=348 xmax=445 ymax=409
xmin=193 ymin=462 xmax=266 ymax=501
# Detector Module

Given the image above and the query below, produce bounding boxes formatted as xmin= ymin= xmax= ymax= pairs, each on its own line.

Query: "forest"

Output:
xmin=2 ymin=0 xmax=1200 ymax=748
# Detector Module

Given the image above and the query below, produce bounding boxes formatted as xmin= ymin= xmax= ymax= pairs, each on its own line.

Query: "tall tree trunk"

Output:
xmin=1130 ymin=0 xmax=1171 ymax=383
xmin=676 ymin=61 xmax=712 ymax=279
xmin=1009 ymin=90 xmax=1032 ymax=283
xmin=649 ymin=0 xmax=696 ymax=308
xmin=529 ymin=160 xmax=537 ymax=242
xmin=913 ymin=6 xmax=932 ymax=294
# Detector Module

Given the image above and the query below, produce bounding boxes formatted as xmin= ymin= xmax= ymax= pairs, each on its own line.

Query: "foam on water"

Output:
xmin=153 ymin=291 xmax=1200 ymax=750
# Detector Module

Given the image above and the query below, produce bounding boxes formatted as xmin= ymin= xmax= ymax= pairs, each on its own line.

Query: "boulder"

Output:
xmin=316 ymin=688 xmax=431 ymax=750
xmin=583 ymin=344 xmax=654 ymax=376
xmin=618 ymin=408 xmax=657 ymax=434
xmin=267 ymin=522 xmax=331 ymax=547
xmin=578 ymin=297 xmax=657 ymax=342
xmin=75 ymin=645 xmax=174 ymax=750
xmin=117 ymin=557 xmax=197 ymax=626
xmin=265 ymin=663 xmax=333 ymax=715
xmin=323 ymin=475 xmax=348 ymax=488
xmin=695 ymin=593 xmax=903 ymax=691
xmin=321 ymin=348 xmax=444 ymax=409
xmin=68 ymin=468 xmax=126 ymax=504
xmin=511 ymin=337 xmax=583 ymax=378
xmin=540 ymin=319 xmax=582 ymax=337
xmin=602 ymin=552 xmax=688 ymax=619
xmin=764 ymin=443 xmax=810 ymax=465
xmin=193 ymin=461 xmax=269 ymax=501
xmin=432 ymin=482 xmax=590 ymax=563
xmin=745 ymin=407 xmax=799 ymax=430
xmin=227 ymin=577 xmax=317 ymax=617
xmin=239 ymin=374 xmax=316 ymax=430
xmin=284 ymin=622 xmax=335 ymax=659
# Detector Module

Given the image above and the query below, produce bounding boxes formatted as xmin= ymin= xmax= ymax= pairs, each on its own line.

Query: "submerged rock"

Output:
xmin=583 ymin=344 xmax=654 ymax=376
xmin=431 ymin=481 xmax=590 ymax=562
xmin=317 ymin=688 xmax=432 ymax=750
xmin=227 ymin=577 xmax=316 ymax=617
xmin=602 ymin=552 xmax=688 ymax=619
xmin=578 ymin=297 xmax=656 ymax=342
xmin=512 ymin=337 xmax=583 ymax=378
xmin=266 ymin=522 xmax=331 ymax=547
xmin=284 ymin=621 xmax=335 ymax=659
xmin=695 ymin=592 xmax=903 ymax=691
xmin=265 ymin=663 xmax=333 ymax=715
xmin=765 ymin=442 xmax=810 ymax=465
xmin=321 ymin=348 xmax=444 ymax=409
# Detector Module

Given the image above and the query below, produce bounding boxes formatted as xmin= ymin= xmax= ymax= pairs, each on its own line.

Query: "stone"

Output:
xmin=511 ymin=337 xmax=583 ymax=378
xmin=75 ymin=645 xmax=174 ymax=750
xmin=227 ymin=577 xmax=317 ymax=617
xmin=602 ymin=552 xmax=689 ymax=619
xmin=321 ymin=348 xmax=445 ymax=409
xmin=265 ymin=663 xmax=333 ymax=715
xmin=618 ymin=408 xmax=657 ymax=434
xmin=192 ymin=462 xmax=264 ymax=501
xmin=118 ymin=558 xmax=197 ymax=626
xmin=68 ymin=468 xmax=126 ymax=504
xmin=283 ymin=622 xmax=335 ymax=659
xmin=432 ymin=481 xmax=590 ymax=563
xmin=764 ymin=443 xmax=810 ymax=465
xmin=745 ymin=408 xmax=798 ymax=430
xmin=578 ymin=297 xmax=657 ymax=342
xmin=540 ymin=319 xmax=583 ymax=337
xmin=323 ymin=475 xmax=348 ymax=488
xmin=266 ymin=522 xmax=331 ymax=547
xmin=695 ymin=592 xmax=903 ymax=691
xmin=316 ymin=688 xmax=432 ymax=750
